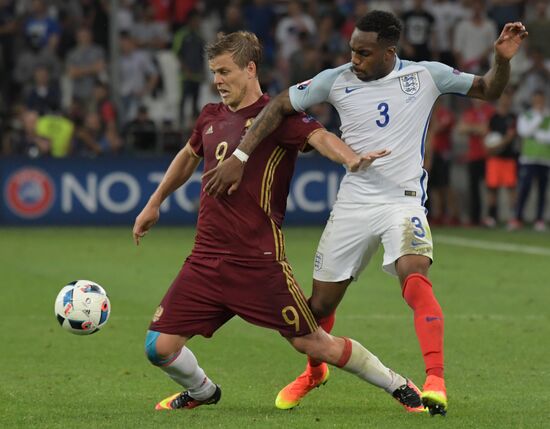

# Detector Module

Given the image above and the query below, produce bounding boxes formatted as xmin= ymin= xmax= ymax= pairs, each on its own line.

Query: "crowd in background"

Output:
xmin=0 ymin=0 xmax=549 ymax=228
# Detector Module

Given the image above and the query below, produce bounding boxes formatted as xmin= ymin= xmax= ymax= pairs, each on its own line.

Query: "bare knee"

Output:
xmin=289 ymin=329 xmax=343 ymax=365
xmin=145 ymin=330 xmax=187 ymax=365
xmin=395 ymin=255 xmax=431 ymax=287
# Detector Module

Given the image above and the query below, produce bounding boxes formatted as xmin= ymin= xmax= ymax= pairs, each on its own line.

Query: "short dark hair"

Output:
xmin=205 ymin=31 xmax=262 ymax=70
xmin=355 ymin=11 xmax=402 ymax=45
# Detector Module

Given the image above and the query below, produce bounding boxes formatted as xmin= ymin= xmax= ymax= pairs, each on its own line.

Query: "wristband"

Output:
xmin=233 ymin=148 xmax=249 ymax=163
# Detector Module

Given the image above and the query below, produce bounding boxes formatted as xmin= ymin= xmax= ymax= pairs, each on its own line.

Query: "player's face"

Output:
xmin=209 ymin=53 xmax=254 ymax=110
xmin=349 ymin=29 xmax=396 ymax=82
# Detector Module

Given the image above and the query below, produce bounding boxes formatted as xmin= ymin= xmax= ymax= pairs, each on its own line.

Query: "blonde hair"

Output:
xmin=206 ymin=31 xmax=263 ymax=70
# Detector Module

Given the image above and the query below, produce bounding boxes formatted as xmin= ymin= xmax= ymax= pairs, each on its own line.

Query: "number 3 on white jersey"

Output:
xmin=376 ymin=102 xmax=390 ymax=128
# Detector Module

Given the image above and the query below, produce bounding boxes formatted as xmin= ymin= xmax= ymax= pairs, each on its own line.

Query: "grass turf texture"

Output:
xmin=0 ymin=226 xmax=549 ymax=429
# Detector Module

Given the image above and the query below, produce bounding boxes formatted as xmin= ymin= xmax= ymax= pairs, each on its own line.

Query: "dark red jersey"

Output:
xmin=188 ymin=94 xmax=323 ymax=261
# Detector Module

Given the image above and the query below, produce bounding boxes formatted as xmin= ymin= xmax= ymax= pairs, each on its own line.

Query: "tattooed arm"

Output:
xmin=203 ymin=89 xmax=296 ymax=197
xmin=238 ymin=90 xmax=295 ymax=154
xmin=467 ymin=22 xmax=527 ymax=100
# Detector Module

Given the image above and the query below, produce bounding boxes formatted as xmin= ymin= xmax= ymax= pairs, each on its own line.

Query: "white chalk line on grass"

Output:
xmin=435 ymin=235 xmax=550 ymax=257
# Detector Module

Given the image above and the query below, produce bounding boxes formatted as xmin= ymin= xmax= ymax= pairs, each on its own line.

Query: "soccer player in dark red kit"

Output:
xmin=133 ymin=31 xmax=425 ymax=413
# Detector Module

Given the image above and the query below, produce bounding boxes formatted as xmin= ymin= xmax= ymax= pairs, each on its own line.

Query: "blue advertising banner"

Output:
xmin=0 ymin=156 xmax=344 ymax=225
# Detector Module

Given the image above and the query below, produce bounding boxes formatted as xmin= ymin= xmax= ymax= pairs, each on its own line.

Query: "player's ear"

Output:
xmin=384 ymin=45 xmax=396 ymax=62
xmin=247 ymin=61 xmax=257 ymax=79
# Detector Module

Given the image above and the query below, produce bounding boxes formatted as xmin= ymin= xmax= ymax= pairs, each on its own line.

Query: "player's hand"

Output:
xmin=202 ymin=155 xmax=245 ymax=198
xmin=133 ymin=204 xmax=160 ymax=245
xmin=347 ymin=149 xmax=391 ymax=172
xmin=494 ymin=22 xmax=528 ymax=62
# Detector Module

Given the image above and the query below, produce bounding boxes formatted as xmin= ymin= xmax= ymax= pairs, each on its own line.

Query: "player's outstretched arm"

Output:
xmin=203 ymin=89 xmax=296 ymax=197
xmin=468 ymin=22 xmax=527 ymax=101
xmin=307 ymin=129 xmax=390 ymax=172
xmin=133 ymin=144 xmax=201 ymax=245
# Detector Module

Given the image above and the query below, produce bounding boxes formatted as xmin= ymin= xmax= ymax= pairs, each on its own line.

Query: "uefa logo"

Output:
xmin=4 ymin=168 xmax=55 ymax=218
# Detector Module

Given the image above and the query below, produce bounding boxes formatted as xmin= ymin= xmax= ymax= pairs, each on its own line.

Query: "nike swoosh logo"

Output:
xmin=426 ymin=316 xmax=440 ymax=322
xmin=345 ymin=87 xmax=361 ymax=93
xmin=411 ymin=240 xmax=425 ymax=247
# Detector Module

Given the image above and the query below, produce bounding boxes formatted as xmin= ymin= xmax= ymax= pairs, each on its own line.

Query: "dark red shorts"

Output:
xmin=149 ymin=255 xmax=318 ymax=338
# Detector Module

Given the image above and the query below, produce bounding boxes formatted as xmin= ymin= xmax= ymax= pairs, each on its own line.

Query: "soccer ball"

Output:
xmin=54 ymin=280 xmax=111 ymax=335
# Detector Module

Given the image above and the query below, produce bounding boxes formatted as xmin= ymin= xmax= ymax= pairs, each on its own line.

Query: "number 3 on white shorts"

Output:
xmin=411 ymin=216 xmax=426 ymax=238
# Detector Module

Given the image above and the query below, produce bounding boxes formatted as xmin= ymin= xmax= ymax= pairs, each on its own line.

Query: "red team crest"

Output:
xmin=4 ymin=168 xmax=55 ymax=218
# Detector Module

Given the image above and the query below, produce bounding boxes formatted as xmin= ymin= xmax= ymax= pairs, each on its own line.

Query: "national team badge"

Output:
xmin=152 ymin=305 xmax=164 ymax=322
xmin=4 ymin=167 xmax=55 ymax=218
xmin=314 ymin=252 xmax=323 ymax=271
xmin=399 ymin=72 xmax=420 ymax=95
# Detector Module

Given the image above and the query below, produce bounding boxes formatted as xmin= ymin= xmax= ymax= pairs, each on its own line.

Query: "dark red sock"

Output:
xmin=308 ymin=312 xmax=335 ymax=367
xmin=402 ymin=274 xmax=444 ymax=378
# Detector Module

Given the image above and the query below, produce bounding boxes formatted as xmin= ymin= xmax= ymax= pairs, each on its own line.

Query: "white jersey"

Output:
xmin=289 ymin=57 xmax=475 ymax=205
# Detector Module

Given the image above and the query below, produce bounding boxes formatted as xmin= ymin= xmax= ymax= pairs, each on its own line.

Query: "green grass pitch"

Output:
xmin=1 ymin=226 xmax=549 ymax=428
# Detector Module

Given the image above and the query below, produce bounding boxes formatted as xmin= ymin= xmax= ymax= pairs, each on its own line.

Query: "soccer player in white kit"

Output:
xmin=203 ymin=11 xmax=527 ymax=416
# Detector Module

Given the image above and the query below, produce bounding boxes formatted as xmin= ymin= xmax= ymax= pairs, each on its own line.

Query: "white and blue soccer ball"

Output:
xmin=54 ymin=280 xmax=110 ymax=335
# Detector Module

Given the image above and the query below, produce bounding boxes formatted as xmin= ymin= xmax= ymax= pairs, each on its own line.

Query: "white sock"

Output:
xmin=341 ymin=339 xmax=406 ymax=394
xmin=161 ymin=347 xmax=216 ymax=400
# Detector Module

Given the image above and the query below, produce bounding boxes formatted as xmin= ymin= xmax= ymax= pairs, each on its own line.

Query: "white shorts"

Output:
xmin=313 ymin=202 xmax=433 ymax=281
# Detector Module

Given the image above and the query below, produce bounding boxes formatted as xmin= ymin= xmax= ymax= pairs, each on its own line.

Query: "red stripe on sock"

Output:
xmin=336 ymin=337 xmax=352 ymax=368
xmin=308 ymin=312 xmax=336 ymax=367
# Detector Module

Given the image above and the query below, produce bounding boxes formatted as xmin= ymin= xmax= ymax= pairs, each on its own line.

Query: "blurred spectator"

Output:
xmin=173 ymin=10 xmax=204 ymax=128
xmin=25 ymin=65 xmax=61 ymax=115
xmin=453 ymin=0 xmax=497 ymax=74
xmin=81 ymin=0 xmax=110 ymax=53
xmin=340 ymin=1 xmax=369 ymax=40
xmin=2 ymin=109 xmax=50 ymax=157
xmin=87 ymin=81 xmax=121 ymax=155
xmin=0 ymin=0 xmax=547 ymax=167
xmin=132 ymin=3 xmax=171 ymax=51
xmin=39 ymin=113 xmax=74 ymax=157
xmin=400 ymin=0 xmax=435 ymax=62
xmin=425 ymin=99 xmax=460 ymax=226
xmin=430 ymin=0 xmax=467 ymax=67
xmin=218 ymin=3 xmax=245 ymax=35
xmin=483 ymin=89 xmax=519 ymax=227
xmin=511 ymin=91 xmax=550 ymax=231
xmin=159 ymin=118 xmax=184 ymax=154
xmin=526 ymin=1 xmax=550 ymax=59
xmin=90 ymin=81 xmax=117 ymax=133
xmin=275 ymin=0 xmax=316 ymax=64
xmin=243 ymin=0 xmax=276 ymax=57
xmin=116 ymin=0 xmax=134 ymax=33
xmin=514 ymin=49 xmax=550 ymax=109
xmin=118 ymin=31 xmax=159 ymax=124
xmin=13 ymin=37 xmax=62 ymax=97
xmin=150 ymin=0 xmax=200 ymax=31
xmin=317 ymin=14 xmax=347 ymax=69
xmin=124 ymin=105 xmax=157 ymax=153
xmin=23 ymin=0 xmax=60 ymax=52
xmin=66 ymin=27 xmax=106 ymax=103
xmin=289 ymin=33 xmax=321 ymax=85
xmin=75 ymin=111 xmax=122 ymax=156
xmin=458 ymin=98 xmax=496 ymax=225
